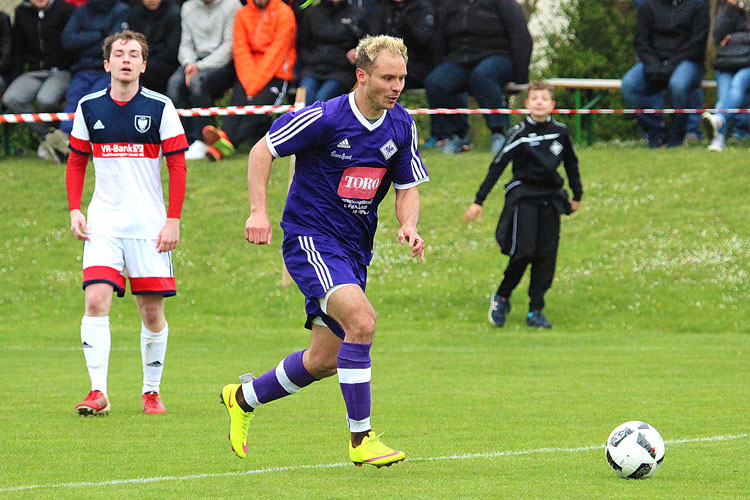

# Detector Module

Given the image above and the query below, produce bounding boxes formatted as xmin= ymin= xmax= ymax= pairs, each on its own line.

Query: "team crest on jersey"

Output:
xmin=380 ymin=139 xmax=397 ymax=160
xmin=550 ymin=140 xmax=563 ymax=156
xmin=134 ymin=115 xmax=151 ymax=133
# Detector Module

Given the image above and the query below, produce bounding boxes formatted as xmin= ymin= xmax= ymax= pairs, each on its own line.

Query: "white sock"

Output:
xmin=81 ymin=316 xmax=110 ymax=394
xmin=141 ymin=323 xmax=168 ymax=394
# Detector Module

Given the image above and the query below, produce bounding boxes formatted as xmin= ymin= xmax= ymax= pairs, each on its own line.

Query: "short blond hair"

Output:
xmin=355 ymin=35 xmax=408 ymax=73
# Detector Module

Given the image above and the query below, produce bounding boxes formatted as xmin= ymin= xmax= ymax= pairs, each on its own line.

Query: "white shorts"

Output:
xmin=82 ymin=233 xmax=176 ymax=297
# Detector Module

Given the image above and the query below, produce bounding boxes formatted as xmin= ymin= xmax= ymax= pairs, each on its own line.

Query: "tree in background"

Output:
xmin=538 ymin=0 xmax=640 ymax=141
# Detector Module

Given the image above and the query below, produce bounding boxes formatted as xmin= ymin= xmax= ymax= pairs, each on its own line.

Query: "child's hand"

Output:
xmin=570 ymin=200 xmax=580 ymax=213
xmin=464 ymin=203 xmax=483 ymax=222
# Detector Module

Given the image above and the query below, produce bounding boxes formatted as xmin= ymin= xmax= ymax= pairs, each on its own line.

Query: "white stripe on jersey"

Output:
xmin=79 ymin=88 xmax=108 ymax=106
xmin=298 ymin=236 xmax=333 ymax=291
xmin=268 ymin=107 xmax=323 ymax=147
xmin=409 ymin=121 xmax=427 ymax=181
xmin=503 ymin=133 xmax=561 ymax=153
xmin=140 ymin=88 xmax=170 ymax=104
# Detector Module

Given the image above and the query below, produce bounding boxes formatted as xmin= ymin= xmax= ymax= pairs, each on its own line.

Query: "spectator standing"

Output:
xmin=201 ymin=0 xmax=295 ymax=161
xmin=424 ymin=0 xmax=532 ymax=154
xmin=701 ymin=0 xmax=750 ymax=151
xmin=621 ymin=0 xmax=709 ymax=148
xmin=167 ymin=0 xmax=241 ymax=160
xmin=464 ymin=81 xmax=583 ymax=330
xmin=128 ymin=0 xmax=181 ymax=94
xmin=296 ymin=0 xmax=363 ymax=106
xmin=56 ymin=0 xmax=130 ymax=141
xmin=368 ymin=0 xmax=436 ymax=90
xmin=3 ymin=0 xmax=75 ymax=163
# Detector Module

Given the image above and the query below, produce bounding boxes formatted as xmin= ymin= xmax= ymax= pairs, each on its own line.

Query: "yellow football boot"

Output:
xmin=349 ymin=432 xmax=405 ymax=468
xmin=219 ymin=384 xmax=254 ymax=459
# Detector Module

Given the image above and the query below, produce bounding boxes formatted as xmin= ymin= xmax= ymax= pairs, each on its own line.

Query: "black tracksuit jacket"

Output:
xmin=636 ymin=0 xmax=709 ymax=81
xmin=473 ymin=116 xmax=584 ymax=256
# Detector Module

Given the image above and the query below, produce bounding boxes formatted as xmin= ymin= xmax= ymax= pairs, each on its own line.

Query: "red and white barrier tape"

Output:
xmin=1 ymin=106 xmax=749 ymax=123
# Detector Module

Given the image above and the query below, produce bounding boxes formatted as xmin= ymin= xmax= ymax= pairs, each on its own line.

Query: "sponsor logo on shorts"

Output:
xmin=337 ymin=166 xmax=386 ymax=200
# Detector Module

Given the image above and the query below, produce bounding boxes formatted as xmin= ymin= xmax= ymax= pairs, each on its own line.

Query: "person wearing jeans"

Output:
xmin=701 ymin=0 xmax=750 ymax=151
xmin=621 ymin=0 xmax=709 ymax=148
xmin=622 ymin=59 xmax=704 ymax=147
xmin=425 ymin=0 xmax=532 ymax=154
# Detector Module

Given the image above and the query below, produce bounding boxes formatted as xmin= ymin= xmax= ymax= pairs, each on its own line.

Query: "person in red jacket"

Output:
xmin=202 ymin=0 xmax=296 ymax=161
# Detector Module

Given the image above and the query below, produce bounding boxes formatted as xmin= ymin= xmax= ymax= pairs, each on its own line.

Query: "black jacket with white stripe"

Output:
xmin=473 ymin=116 xmax=584 ymax=206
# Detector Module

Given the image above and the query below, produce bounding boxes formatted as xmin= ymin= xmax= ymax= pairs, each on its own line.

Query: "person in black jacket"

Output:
xmin=0 ymin=11 xmax=11 ymax=94
xmin=129 ymin=0 xmax=181 ymax=94
xmin=368 ymin=0 xmax=435 ymax=89
xmin=701 ymin=0 xmax=750 ymax=151
xmin=464 ymin=82 xmax=583 ymax=329
xmin=296 ymin=0 xmax=364 ymax=105
xmin=2 ymin=0 xmax=75 ymax=163
xmin=621 ymin=0 xmax=709 ymax=148
xmin=424 ymin=0 xmax=532 ymax=154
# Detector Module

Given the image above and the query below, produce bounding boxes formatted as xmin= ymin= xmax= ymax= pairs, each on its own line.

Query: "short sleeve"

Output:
xmin=68 ymin=103 xmax=91 ymax=155
xmin=392 ymin=120 xmax=429 ymax=189
xmin=265 ymin=102 xmax=325 ymax=158
xmin=159 ymin=99 xmax=189 ymax=155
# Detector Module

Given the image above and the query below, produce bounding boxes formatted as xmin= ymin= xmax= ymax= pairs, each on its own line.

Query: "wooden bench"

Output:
xmin=546 ymin=78 xmax=717 ymax=145
xmin=405 ymin=78 xmax=719 ymax=145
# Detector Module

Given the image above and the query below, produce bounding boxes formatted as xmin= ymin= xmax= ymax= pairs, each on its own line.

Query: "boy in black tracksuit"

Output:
xmin=464 ymin=81 xmax=583 ymax=328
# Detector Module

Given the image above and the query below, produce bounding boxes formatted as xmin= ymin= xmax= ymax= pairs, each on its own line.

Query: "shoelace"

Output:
xmin=364 ymin=433 xmax=392 ymax=454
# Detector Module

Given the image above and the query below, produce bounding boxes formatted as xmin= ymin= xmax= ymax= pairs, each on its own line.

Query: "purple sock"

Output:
xmin=244 ymin=350 xmax=316 ymax=407
xmin=337 ymin=342 xmax=372 ymax=432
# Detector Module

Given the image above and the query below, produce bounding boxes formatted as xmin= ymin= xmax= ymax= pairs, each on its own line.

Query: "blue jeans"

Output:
xmin=425 ymin=55 xmax=514 ymax=138
xmin=298 ymin=76 xmax=350 ymax=106
xmin=715 ymin=69 xmax=750 ymax=137
xmin=60 ymin=71 xmax=111 ymax=135
xmin=166 ymin=64 xmax=236 ymax=143
xmin=621 ymin=60 xmax=704 ymax=145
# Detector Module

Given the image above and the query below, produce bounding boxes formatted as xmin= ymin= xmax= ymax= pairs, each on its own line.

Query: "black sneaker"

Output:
xmin=488 ymin=294 xmax=510 ymax=327
xmin=526 ymin=310 xmax=552 ymax=328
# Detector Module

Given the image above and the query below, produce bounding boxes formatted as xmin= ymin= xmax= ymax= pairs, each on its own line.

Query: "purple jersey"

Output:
xmin=266 ymin=92 xmax=429 ymax=265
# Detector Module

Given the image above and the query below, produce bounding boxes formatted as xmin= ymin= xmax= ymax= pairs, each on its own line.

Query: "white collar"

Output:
xmin=349 ymin=91 xmax=387 ymax=131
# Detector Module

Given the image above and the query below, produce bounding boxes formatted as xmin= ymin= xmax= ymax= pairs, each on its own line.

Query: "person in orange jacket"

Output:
xmin=203 ymin=0 xmax=296 ymax=160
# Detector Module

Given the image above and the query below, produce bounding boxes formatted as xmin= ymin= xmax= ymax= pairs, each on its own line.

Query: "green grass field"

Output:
xmin=1 ymin=143 xmax=748 ymax=499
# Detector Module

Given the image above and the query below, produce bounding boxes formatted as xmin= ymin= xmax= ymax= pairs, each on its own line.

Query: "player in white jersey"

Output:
xmin=65 ymin=31 xmax=189 ymax=416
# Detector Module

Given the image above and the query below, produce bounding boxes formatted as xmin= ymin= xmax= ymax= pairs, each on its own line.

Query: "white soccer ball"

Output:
xmin=605 ymin=421 xmax=665 ymax=479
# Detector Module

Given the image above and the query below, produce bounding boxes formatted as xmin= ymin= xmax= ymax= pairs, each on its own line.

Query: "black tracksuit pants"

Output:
xmin=497 ymin=197 xmax=560 ymax=311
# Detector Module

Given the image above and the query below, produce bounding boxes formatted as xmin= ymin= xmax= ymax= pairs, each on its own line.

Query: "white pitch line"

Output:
xmin=1 ymin=433 xmax=746 ymax=494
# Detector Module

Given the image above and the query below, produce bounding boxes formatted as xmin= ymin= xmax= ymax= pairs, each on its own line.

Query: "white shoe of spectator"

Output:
xmin=701 ymin=112 xmax=723 ymax=141
xmin=185 ymin=140 xmax=208 ymax=160
xmin=707 ymin=135 xmax=725 ymax=152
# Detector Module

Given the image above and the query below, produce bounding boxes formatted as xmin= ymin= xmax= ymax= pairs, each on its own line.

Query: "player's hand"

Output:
xmin=156 ymin=218 xmax=180 ymax=253
xmin=570 ymin=200 xmax=580 ymax=213
xmin=398 ymin=225 xmax=424 ymax=261
xmin=463 ymin=203 xmax=483 ymax=222
xmin=69 ymin=209 xmax=90 ymax=241
xmin=245 ymin=212 xmax=272 ymax=245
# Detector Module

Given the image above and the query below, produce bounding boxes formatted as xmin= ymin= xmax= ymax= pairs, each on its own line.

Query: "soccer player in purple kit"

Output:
xmin=219 ymin=35 xmax=428 ymax=468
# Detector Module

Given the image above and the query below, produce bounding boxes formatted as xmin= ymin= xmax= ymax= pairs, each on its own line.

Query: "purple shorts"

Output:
xmin=282 ymin=233 xmax=367 ymax=339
